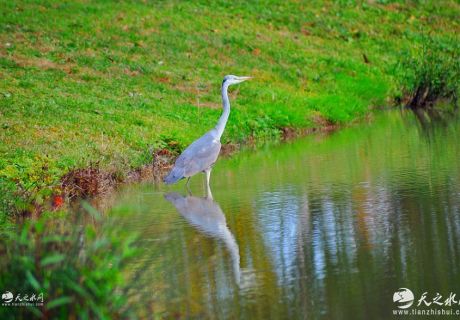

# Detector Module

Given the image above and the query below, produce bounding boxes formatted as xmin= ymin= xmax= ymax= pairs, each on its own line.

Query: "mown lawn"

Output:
xmin=0 ymin=0 xmax=459 ymax=216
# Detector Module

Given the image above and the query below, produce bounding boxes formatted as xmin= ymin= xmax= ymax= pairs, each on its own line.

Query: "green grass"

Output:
xmin=0 ymin=0 xmax=459 ymax=215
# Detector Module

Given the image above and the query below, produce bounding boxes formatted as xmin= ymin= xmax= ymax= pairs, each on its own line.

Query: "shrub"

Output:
xmin=0 ymin=204 xmax=140 ymax=319
xmin=396 ymin=35 xmax=459 ymax=109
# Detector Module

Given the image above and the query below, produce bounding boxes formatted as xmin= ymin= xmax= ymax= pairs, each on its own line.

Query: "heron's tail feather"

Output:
xmin=163 ymin=166 xmax=184 ymax=185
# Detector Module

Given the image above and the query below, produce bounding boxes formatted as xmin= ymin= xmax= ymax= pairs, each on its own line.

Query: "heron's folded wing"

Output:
xmin=175 ymin=134 xmax=221 ymax=174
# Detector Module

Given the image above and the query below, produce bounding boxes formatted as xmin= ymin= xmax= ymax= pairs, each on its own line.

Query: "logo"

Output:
xmin=1 ymin=291 xmax=44 ymax=306
xmin=393 ymin=288 xmax=415 ymax=309
xmin=1 ymin=291 xmax=13 ymax=303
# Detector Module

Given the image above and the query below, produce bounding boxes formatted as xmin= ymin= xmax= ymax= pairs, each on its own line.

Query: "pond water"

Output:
xmin=111 ymin=110 xmax=460 ymax=319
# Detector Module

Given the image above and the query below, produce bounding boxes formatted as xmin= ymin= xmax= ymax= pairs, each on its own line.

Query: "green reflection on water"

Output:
xmin=111 ymin=110 xmax=460 ymax=319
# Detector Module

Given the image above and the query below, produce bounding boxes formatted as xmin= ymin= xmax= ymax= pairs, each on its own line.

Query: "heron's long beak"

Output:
xmin=238 ymin=76 xmax=252 ymax=81
xmin=236 ymin=76 xmax=252 ymax=83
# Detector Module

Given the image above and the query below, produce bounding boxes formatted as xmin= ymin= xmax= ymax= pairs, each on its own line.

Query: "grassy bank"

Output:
xmin=0 ymin=0 xmax=459 ymax=216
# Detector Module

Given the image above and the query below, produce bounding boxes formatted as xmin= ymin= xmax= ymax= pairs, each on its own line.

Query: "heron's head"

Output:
xmin=222 ymin=75 xmax=252 ymax=86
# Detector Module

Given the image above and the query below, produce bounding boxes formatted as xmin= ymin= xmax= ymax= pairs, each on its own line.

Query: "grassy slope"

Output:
xmin=0 ymin=0 xmax=458 ymax=214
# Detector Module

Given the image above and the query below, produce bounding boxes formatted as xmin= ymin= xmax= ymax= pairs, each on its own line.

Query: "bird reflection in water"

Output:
xmin=164 ymin=189 xmax=241 ymax=285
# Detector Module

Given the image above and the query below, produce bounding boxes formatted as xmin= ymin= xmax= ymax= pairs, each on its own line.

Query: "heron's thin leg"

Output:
xmin=205 ymin=169 xmax=211 ymax=188
xmin=205 ymin=169 xmax=213 ymax=200
xmin=185 ymin=177 xmax=192 ymax=195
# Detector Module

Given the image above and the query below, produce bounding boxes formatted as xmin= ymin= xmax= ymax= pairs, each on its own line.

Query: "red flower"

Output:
xmin=53 ymin=195 xmax=64 ymax=208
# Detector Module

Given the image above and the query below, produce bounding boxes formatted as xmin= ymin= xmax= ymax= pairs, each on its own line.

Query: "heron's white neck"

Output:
xmin=214 ymin=82 xmax=230 ymax=140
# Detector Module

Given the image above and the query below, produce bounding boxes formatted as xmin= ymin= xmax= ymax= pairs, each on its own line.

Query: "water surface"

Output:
xmin=111 ymin=110 xmax=460 ymax=319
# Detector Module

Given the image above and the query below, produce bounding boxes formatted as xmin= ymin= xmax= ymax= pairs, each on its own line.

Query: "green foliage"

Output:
xmin=0 ymin=155 xmax=61 ymax=213
xmin=396 ymin=34 xmax=460 ymax=108
xmin=0 ymin=205 xmax=140 ymax=319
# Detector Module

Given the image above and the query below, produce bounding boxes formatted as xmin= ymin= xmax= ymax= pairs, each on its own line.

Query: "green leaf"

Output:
xmin=40 ymin=254 xmax=66 ymax=267
xmin=67 ymin=280 xmax=89 ymax=298
xmin=34 ymin=220 xmax=45 ymax=233
xmin=19 ymin=224 xmax=29 ymax=244
xmin=28 ymin=306 xmax=43 ymax=318
xmin=46 ymin=296 xmax=73 ymax=309
xmin=82 ymin=201 xmax=102 ymax=221
xmin=42 ymin=235 xmax=68 ymax=243
xmin=26 ymin=270 xmax=41 ymax=290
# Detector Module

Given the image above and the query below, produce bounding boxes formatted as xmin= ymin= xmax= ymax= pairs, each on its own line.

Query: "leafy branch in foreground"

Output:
xmin=0 ymin=204 xmax=144 ymax=319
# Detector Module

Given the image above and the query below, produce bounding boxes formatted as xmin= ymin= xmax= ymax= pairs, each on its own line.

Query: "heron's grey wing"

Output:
xmin=175 ymin=133 xmax=221 ymax=177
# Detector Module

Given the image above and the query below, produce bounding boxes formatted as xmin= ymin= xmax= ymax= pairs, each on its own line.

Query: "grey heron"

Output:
xmin=163 ymin=75 xmax=251 ymax=188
